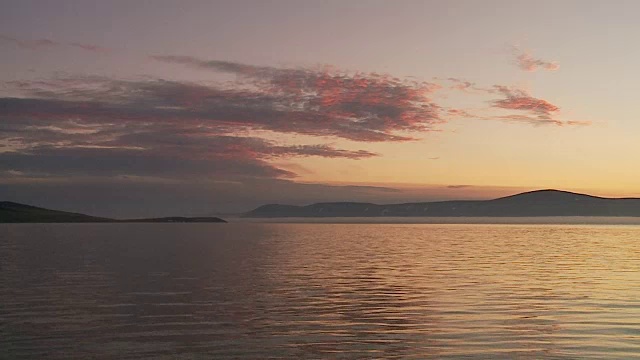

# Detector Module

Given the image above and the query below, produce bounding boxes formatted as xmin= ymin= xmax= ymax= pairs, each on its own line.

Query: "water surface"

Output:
xmin=1 ymin=222 xmax=640 ymax=359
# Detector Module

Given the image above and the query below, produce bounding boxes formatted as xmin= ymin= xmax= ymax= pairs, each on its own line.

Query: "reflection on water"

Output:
xmin=1 ymin=223 xmax=640 ymax=359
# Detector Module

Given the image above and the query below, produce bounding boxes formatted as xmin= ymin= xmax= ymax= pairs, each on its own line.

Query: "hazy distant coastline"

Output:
xmin=6 ymin=189 xmax=640 ymax=224
xmin=244 ymin=189 xmax=640 ymax=218
xmin=234 ymin=216 xmax=640 ymax=225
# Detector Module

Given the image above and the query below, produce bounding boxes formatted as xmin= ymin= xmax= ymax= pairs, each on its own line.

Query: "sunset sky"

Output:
xmin=2 ymin=0 xmax=639 ymax=217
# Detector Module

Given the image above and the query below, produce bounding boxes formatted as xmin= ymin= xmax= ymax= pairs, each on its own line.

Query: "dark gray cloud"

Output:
xmin=0 ymin=69 xmax=429 ymax=183
xmin=0 ymin=147 xmax=296 ymax=179
xmin=0 ymin=119 xmax=375 ymax=181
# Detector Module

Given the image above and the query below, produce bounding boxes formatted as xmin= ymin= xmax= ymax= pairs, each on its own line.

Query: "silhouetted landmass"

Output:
xmin=0 ymin=202 xmax=226 ymax=223
xmin=120 ymin=217 xmax=227 ymax=223
xmin=244 ymin=189 xmax=640 ymax=218
xmin=0 ymin=202 xmax=111 ymax=223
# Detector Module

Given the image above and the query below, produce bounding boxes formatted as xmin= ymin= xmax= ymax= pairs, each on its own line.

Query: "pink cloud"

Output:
xmin=151 ymin=56 xmax=444 ymax=137
xmin=492 ymin=86 xmax=559 ymax=116
xmin=446 ymin=108 xmax=476 ymax=118
xmin=489 ymin=85 xmax=589 ymax=126
xmin=512 ymin=47 xmax=560 ymax=72
xmin=446 ymin=77 xmax=475 ymax=92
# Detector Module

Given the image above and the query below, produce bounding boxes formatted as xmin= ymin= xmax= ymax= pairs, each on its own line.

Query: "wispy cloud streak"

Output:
xmin=489 ymin=85 xmax=588 ymax=126
xmin=0 ymin=34 xmax=59 ymax=49
xmin=0 ymin=34 xmax=109 ymax=53
xmin=512 ymin=46 xmax=559 ymax=72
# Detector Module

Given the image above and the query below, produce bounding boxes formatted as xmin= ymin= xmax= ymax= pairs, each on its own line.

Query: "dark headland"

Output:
xmin=0 ymin=202 xmax=226 ymax=223
xmin=244 ymin=189 xmax=640 ymax=218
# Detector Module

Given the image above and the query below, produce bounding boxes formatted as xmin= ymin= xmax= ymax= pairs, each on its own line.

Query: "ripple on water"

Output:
xmin=1 ymin=222 xmax=640 ymax=359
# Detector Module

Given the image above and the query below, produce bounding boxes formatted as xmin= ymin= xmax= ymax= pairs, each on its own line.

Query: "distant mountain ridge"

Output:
xmin=244 ymin=189 xmax=640 ymax=218
xmin=0 ymin=201 xmax=227 ymax=223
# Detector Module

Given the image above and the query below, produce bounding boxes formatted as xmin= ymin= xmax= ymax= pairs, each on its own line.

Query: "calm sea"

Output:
xmin=1 ymin=221 xmax=640 ymax=359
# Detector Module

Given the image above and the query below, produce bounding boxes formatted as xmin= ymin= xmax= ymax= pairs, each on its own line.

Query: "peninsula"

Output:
xmin=0 ymin=202 xmax=227 ymax=223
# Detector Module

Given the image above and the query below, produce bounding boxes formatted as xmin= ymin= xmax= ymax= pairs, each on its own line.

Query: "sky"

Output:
xmin=1 ymin=0 xmax=640 ymax=217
